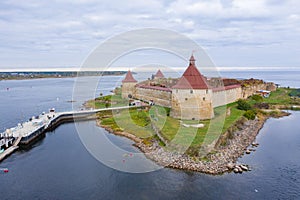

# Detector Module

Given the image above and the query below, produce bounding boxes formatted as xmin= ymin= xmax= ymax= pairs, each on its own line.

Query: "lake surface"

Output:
xmin=0 ymin=71 xmax=300 ymax=199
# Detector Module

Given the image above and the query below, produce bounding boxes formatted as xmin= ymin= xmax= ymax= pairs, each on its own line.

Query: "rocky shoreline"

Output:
xmin=97 ymin=115 xmax=270 ymax=175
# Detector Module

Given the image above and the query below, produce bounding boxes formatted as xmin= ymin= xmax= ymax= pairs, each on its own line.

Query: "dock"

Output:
xmin=0 ymin=105 xmax=145 ymax=163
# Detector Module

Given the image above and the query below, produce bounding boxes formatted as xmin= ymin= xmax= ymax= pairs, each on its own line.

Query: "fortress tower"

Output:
xmin=121 ymin=70 xmax=137 ymax=99
xmin=170 ymin=55 xmax=214 ymax=120
xmin=154 ymin=69 xmax=165 ymax=79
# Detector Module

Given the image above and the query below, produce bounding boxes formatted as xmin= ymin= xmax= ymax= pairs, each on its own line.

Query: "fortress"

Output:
xmin=121 ymin=55 xmax=276 ymax=120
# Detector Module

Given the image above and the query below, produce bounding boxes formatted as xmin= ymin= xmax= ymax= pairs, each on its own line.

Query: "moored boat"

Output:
xmin=0 ymin=168 xmax=9 ymax=173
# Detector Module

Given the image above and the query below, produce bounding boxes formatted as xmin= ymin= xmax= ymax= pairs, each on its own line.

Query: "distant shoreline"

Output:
xmin=0 ymin=71 xmax=126 ymax=81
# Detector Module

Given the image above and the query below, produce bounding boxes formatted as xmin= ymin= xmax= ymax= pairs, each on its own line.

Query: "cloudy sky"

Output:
xmin=0 ymin=0 xmax=300 ymax=70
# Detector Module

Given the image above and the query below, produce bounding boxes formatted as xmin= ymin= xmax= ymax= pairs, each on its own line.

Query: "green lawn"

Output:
xmin=100 ymin=108 xmax=154 ymax=139
xmin=149 ymin=104 xmax=245 ymax=150
xmin=86 ymin=94 xmax=128 ymax=109
xmin=262 ymin=88 xmax=300 ymax=105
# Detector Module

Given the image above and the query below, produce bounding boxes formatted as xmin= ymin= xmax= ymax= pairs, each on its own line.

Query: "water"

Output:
xmin=0 ymin=71 xmax=300 ymax=199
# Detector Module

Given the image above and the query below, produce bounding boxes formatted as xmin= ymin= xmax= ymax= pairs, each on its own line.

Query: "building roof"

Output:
xmin=172 ymin=55 xmax=209 ymax=89
xmin=122 ymin=70 xmax=137 ymax=83
xmin=154 ymin=69 xmax=164 ymax=78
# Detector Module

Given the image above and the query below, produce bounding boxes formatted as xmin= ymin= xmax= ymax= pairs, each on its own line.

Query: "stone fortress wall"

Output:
xmin=212 ymin=87 xmax=242 ymax=108
xmin=135 ymin=87 xmax=172 ymax=107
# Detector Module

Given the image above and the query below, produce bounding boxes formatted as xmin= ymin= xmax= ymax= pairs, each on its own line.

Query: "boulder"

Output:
xmin=233 ymin=168 xmax=239 ymax=173
xmin=240 ymin=165 xmax=248 ymax=171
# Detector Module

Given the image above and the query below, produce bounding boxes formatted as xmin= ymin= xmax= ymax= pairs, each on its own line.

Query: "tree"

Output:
xmin=251 ymin=94 xmax=263 ymax=102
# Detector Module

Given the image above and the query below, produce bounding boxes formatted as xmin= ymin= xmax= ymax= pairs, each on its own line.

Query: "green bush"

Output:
xmin=251 ymin=94 xmax=263 ymax=102
xmin=164 ymin=107 xmax=171 ymax=116
xmin=289 ymin=89 xmax=300 ymax=97
xmin=237 ymin=99 xmax=252 ymax=111
xmin=243 ymin=110 xmax=256 ymax=120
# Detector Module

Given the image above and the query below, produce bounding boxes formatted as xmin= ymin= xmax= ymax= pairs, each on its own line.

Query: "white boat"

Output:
xmin=0 ymin=168 xmax=9 ymax=173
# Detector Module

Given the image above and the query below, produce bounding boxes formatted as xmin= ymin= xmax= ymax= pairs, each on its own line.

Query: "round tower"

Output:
xmin=170 ymin=55 xmax=214 ymax=120
xmin=121 ymin=70 xmax=137 ymax=99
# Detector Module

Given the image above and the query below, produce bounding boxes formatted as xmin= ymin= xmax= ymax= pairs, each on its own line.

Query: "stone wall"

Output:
xmin=170 ymin=89 xmax=214 ymax=120
xmin=135 ymin=87 xmax=172 ymax=107
xmin=121 ymin=82 xmax=136 ymax=99
xmin=212 ymin=87 xmax=242 ymax=108
xmin=241 ymin=83 xmax=270 ymax=99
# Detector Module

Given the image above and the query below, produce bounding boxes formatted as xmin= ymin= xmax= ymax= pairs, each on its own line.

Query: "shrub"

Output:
xmin=165 ymin=107 xmax=171 ymax=116
xmin=252 ymin=94 xmax=263 ymax=102
xmin=243 ymin=110 xmax=256 ymax=120
xmin=289 ymin=89 xmax=300 ymax=97
xmin=237 ymin=99 xmax=252 ymax=111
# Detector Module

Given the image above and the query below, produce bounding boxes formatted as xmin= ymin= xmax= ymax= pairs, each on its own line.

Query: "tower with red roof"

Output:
xmin=154 ymin=69 xmax=165 ymax=79
xmin=121 ymin=70 xmax=137 ymax=98
xmin=170 ymin=55 xmax=214 ymax=120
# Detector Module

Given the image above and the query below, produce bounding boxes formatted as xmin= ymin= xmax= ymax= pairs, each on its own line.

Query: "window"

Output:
xmin=190 ymin=90 xmax=193 ymax=94
xmin=206 ymin=89 xmax=208 ymax=94
xmin=176 ymin=89 xmax=178 ymax=93
xmin=203 ymin=97 xmax=206 ymax=101
xmin=185 ymin=98 xmax=188 ymax=101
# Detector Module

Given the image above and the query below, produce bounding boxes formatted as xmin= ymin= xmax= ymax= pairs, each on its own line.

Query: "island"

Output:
xmin=86 ymin=55 xmax=300 ymax=174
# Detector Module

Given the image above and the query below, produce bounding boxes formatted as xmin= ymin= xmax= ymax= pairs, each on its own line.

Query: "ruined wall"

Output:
xmin=242 ymin=83 xmax=269 ymax=99
xmin=135 ymin=87 xmax=172 ymax=107
xmin=121 ymin=83 xmax=136 ymax=99
xmin=212 ymin=87 xmax=242 ymax=108
xmin=170 ymin=89 xmax=214 ymax=120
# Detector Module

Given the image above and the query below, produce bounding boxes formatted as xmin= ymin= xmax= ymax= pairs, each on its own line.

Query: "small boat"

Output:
xmin=0 ymin=168 xmax=9 ymax=173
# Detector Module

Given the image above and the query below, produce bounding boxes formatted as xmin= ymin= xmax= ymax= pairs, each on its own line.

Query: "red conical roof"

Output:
xmin=122 ymin=70 xmax=137 ymax=83
xmin=155 ymin=69 xmax=164 ymax=78
xmin=172 ymin=55 xmax=208 ymax=89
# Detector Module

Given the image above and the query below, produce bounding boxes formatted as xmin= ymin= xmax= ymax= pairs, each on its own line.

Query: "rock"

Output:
xmin=233 ymin=168 xmax=239 ymax=173
xmin=252 ymin=142 xmax=259 ymax=147
xmin=235 ymin=166 xmax=243 ymax=173
xmin=227 ymin=163 xmax=235 ymax=170
xmin=240 ymin=165 xmax=248 ymax=171
xmin=246 ymin=150 xmax=251 ymax=154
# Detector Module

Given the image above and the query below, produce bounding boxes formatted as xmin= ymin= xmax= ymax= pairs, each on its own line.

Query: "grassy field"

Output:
xmin=149 ymin=104 xmax=245 ymax=150
xmin=85 ymin=94 xmax=128 ymax=109
xmin=262 ymin=88 xmax=300 ymax=105
xmin=99 ymin=108 xmax=154 ymax=138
